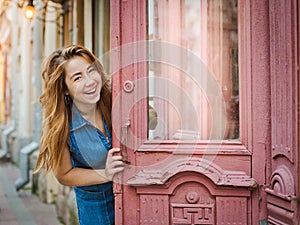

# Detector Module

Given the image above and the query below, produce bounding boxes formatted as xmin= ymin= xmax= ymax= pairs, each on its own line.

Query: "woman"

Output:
xmin=34 ymin=45 xmax=125 ymax=225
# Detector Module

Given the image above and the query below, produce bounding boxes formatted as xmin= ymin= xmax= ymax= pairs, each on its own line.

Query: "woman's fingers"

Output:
xmin=107 ymin=147 xmax=121 ymax=156
xmin=105 ymin=148 xmax=125 ymax=180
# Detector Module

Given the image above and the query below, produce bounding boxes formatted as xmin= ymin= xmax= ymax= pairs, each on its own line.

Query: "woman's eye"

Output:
xmin=74 ymin=76 xmax=81 ymax=81
xmin=87 ymin=66 xmax=96 ymax=74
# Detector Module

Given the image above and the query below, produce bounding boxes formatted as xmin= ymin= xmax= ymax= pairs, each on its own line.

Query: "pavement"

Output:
xmin=0 ymin=159 xmax=63 ymax=225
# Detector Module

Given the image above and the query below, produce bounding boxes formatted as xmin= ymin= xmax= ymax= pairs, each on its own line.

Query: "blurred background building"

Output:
xmin=0 ymin=0 xmax=110 ymax=224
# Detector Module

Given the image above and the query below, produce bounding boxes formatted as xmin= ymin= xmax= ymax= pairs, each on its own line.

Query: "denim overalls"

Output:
xmin=69 ymin=105 xmax=114 ymax=225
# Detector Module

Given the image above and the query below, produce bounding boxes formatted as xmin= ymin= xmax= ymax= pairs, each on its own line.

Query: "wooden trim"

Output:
xmin=238 ymin=0 xmax=252 ymax=150
xmin=127 ymin=157 xmax=256 ymax=188
xmin=298 ymin=0 xmax=300 ymax=198
xmin=137 ymin=140 xmax=250 ymax=155
xmin=110 ymin=1 xmax=123 ymax=224
xmin=250 ymin=0 xmax=271 ymax=222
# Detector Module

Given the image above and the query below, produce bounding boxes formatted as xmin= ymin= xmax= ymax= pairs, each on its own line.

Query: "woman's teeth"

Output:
xmin=86 ymin=88 xmax=96 ymax=94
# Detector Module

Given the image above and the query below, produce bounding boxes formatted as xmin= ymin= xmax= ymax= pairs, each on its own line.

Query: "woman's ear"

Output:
xmin=64 ymin=88 xmax=70 ymax=95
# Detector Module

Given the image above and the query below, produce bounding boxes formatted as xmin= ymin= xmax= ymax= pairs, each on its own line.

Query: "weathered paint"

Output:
xmin=111 ymin=0 xmax=299 ymax=224
xmin=250 ymin=0 xmax=271 ymax=222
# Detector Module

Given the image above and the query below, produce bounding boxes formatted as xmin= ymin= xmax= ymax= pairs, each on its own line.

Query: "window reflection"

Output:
xmin=148 ymin=0 xmax=239 ymax=140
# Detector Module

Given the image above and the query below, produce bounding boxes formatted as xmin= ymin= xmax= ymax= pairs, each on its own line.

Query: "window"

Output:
xmin=147 ymin=0 xmax=239 ymax=141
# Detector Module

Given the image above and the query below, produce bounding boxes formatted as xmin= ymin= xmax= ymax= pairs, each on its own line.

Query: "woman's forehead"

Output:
xmin=65 ymin=56 xmax=91 ymax=74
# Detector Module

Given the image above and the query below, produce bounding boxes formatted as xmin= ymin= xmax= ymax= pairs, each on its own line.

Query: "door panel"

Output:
xmin=111 ymin=0 xmax=256 ymax=224
xmin=135 ymin=172 xmax=252 ymax=225
xmin=266 ymin=0 xmax=299 ymax=224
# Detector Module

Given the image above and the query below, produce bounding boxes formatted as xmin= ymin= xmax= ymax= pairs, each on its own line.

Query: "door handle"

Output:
xmin=121 ymin=120 xmax=131 ymax=164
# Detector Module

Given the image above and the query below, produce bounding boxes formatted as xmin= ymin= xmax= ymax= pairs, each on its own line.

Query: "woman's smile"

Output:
xmin=85 ymin=87 xmax=97 ymax=95
xmin=83 ymin=85 xmax=100 ymax=100
xmin=84 ymin=85 xmax=98 ymax=95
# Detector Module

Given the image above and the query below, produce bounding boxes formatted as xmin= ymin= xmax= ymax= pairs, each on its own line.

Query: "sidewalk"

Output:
xmin=0 ymin=159 xmax=63 ymax=225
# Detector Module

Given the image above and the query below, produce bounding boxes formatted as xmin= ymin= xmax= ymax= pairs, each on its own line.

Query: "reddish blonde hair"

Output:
xmin=34 ymin=45 xmax=111 ymax=173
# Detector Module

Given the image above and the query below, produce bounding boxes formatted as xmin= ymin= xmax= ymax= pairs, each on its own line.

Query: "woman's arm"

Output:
xmin=54 ymin=146 xmax=124 ymax=187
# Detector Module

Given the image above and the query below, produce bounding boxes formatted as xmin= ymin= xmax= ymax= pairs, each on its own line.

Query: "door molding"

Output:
xmin=127 ymin=156 xmax=257 ymax=188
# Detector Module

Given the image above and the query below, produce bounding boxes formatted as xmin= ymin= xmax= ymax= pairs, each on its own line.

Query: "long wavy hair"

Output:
xmin=34 ymin=45 xmax=112 ymax=173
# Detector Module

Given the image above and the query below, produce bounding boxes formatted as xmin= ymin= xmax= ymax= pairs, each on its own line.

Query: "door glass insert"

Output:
xmin=148 ymin=0 xmax=239 ymax=141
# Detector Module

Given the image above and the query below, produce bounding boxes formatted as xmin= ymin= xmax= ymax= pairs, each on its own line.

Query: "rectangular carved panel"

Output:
xmin=140 ymin=195 xmax=169 ymax=225
xmin=269 ymin=0 xmax=297 ymax=163
xmin=171 ymin=203 xmax=215 ymax=225
xmin=216 ymin=197 xmax=248 ymax=224
xmin=267 ymin=0 xmax=298 ymax=223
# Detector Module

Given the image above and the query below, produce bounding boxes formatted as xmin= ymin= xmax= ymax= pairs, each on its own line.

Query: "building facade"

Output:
xmin=0 ymin=0 xmax=299 ymax=224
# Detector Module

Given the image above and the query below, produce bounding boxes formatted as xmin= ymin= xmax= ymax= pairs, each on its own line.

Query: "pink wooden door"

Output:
xmin=110 ymin=0 xmax=258 ymax=224
xmin=265 ymin=0 xmax=299 ymax=224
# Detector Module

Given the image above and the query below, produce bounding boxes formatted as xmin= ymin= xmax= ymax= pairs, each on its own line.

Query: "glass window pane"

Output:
xmin=148 ymin=0 xmax=239 ymax=140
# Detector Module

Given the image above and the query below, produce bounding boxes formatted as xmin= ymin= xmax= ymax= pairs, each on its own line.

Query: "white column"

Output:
xmin=44 ymin=1 xmax=58 ymax=56
xmin=84 ymin=0 xmax=92 ymax=50
xmin=43 ymin=1 xmax=60 ymax=204
xmin=8 ymin=3 xmax=19 ymax=125
xmin=18 ymin=19 xmax=33 ymax=138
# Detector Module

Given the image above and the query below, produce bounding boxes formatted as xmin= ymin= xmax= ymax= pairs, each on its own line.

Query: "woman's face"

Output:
xmin=64 ymin=56 xmax=102 ymax=108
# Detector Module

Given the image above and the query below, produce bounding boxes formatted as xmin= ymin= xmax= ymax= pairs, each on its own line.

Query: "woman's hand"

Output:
xmin=105 ymin=148 xmax=125 ymax=181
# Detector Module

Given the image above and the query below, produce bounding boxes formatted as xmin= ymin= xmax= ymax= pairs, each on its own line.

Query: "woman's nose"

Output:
xmin=84 ymin=73 xmax=94 ymax=86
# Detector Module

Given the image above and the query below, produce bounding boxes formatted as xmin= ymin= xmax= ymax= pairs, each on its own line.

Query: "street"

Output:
xmin=0 ymin=159 xmax=62 ymax=225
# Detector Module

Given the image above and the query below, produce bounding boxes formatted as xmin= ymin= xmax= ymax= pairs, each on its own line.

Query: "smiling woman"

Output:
xmin=34 ymin=45 xmax=125 ymax=225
